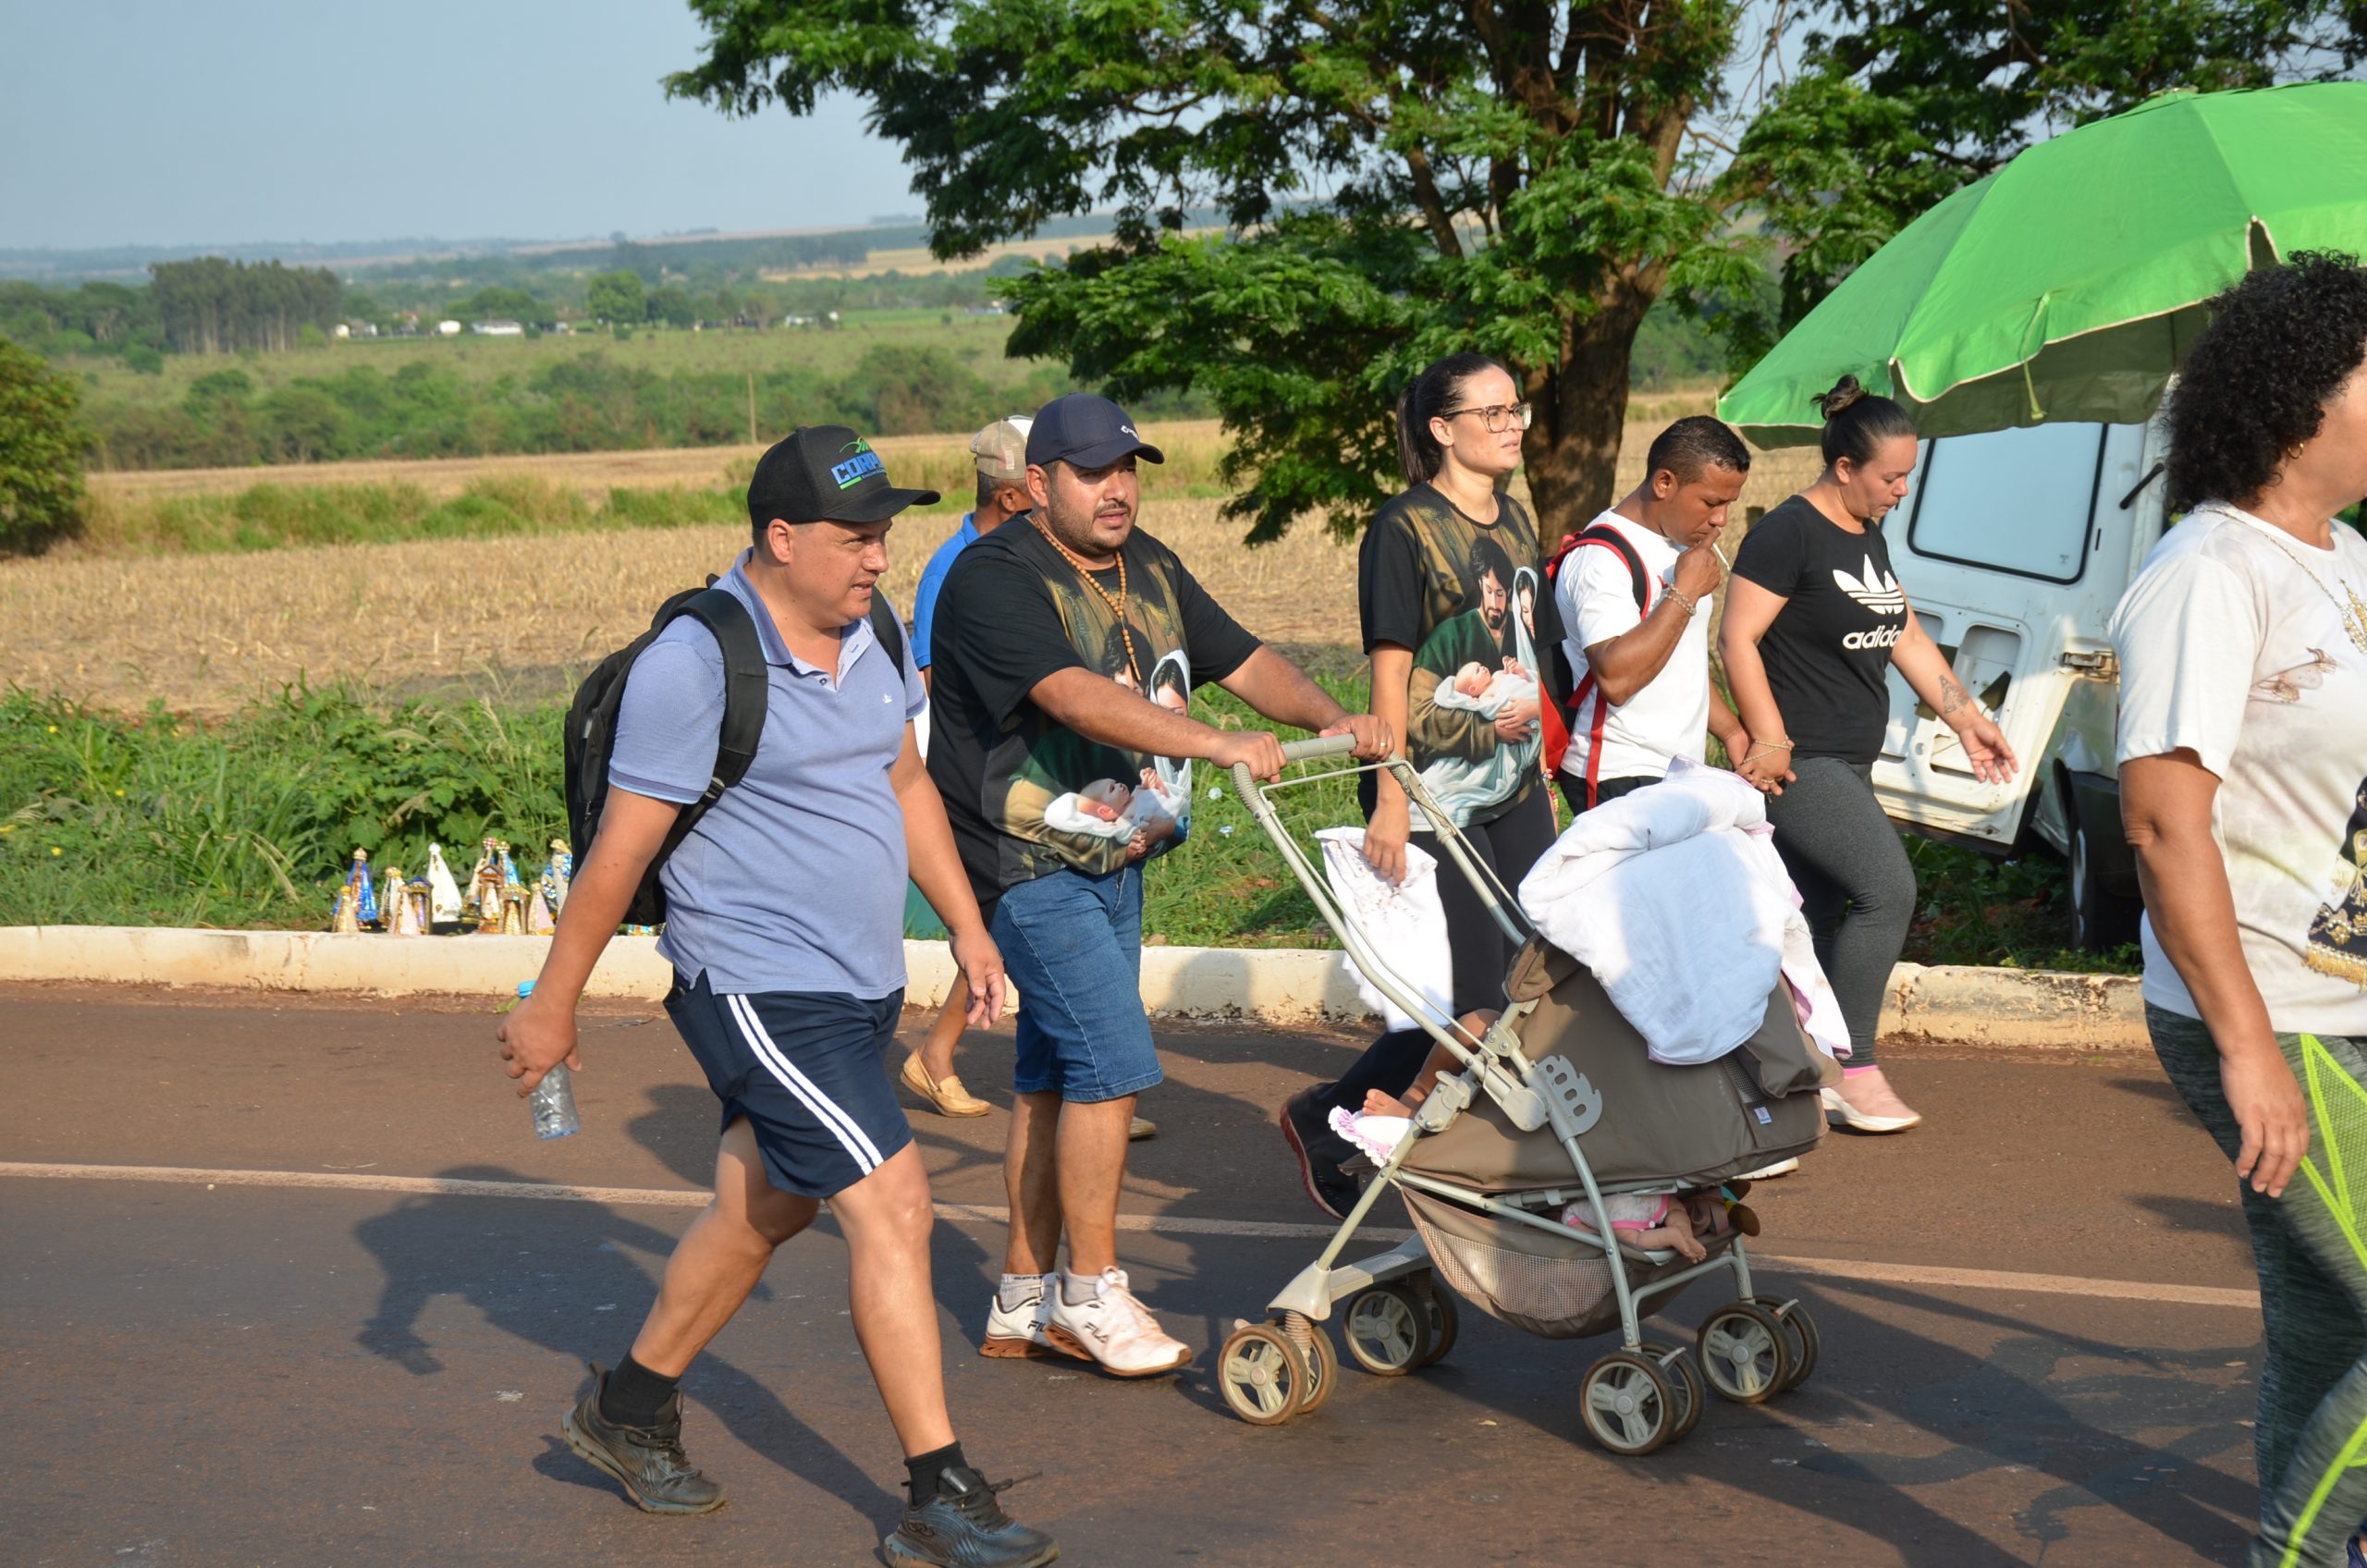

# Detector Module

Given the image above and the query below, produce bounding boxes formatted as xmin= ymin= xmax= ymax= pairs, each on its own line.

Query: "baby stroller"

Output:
xmin=1215 ymin=737 xmax=1835 ymax=1454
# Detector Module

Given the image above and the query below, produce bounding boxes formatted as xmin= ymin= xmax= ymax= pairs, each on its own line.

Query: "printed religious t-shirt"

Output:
xmin=1356 ymin=484 xmax=1558 ymax=829
xmin=926 ymin=517 xmax=1261 ymax=904
xmin=1728 ymin=496 xmax=1911 ymax=766
xmin=2110 ymin=501 xmax=2367 ymax=1037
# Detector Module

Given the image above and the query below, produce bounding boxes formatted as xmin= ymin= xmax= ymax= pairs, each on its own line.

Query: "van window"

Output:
xmin=1906 ymin=423 xmax=2106 ymax=584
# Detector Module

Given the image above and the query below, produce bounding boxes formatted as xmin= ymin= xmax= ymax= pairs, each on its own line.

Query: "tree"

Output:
xmin=1718 ymin=0 xmax=2367 ymax=368
xmin=670 ymin=0 xmax=2365 ymax=540
xmin=646 ymin=284 xmax=699 ymax=328
xmin=0 ymin=336 xmax=87 ymax=554
xmin=585 ymin=270 xmax=647 ymax=325
xmin=671 ymin=0 xmax=1751 ymax=537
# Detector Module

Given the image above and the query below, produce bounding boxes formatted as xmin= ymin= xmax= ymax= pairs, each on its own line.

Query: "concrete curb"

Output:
xmin=0 ymin=926 xmax=2145 ymax=1048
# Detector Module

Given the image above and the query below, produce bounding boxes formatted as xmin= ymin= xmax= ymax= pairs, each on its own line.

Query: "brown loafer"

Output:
xmin=901 ymin=1054 xmax=991 ymax=1118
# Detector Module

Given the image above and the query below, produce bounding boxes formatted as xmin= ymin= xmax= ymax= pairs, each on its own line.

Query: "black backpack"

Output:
xmin=1540 ymin=523 xmax=1650 ymax=778
xmin=563 ymin=579 xmax=907 ymax=927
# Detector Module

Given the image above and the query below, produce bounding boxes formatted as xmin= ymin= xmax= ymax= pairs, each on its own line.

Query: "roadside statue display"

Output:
xmin=424 ymin=843 xmax=464 ymax=928
xmin=527 ymin=888 xmax=556 ymax=934
xmin=330 ymin=881 xmax=362 ymax=934
xmin=499 ymin=882 xmax=529 ymax=935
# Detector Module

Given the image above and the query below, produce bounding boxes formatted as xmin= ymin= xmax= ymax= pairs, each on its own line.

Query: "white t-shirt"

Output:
xmin=2110 ymin=501 xmax=2367 ymax=1036
xmin=1554 ymin=509 xmax=1711 ymax=793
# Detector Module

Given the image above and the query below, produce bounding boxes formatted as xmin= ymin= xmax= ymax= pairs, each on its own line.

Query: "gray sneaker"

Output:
xmin=882 ymin=1464 xmax=1058 ymax=1568
xmin=559 ymin=1363 xmax=727 ymax=1515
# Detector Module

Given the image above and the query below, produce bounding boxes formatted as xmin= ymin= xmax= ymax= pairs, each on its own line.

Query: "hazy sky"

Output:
xmin=0 ymin=0 xmax=921 ymax=251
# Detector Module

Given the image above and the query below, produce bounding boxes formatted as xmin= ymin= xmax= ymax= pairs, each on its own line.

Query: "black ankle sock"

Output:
xmin=600 ymin=1354 xmax=681 ymax=1428
xmin=905 ymin=1439 xmax=967 ymax=1507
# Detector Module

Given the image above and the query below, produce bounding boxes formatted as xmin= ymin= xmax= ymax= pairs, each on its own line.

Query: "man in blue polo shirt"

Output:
xmin=498 ymin=425 xmax=1055 ymax=1568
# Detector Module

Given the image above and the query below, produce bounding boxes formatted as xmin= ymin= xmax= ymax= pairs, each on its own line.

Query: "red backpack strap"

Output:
xmin=1540 ymin=526 xmax=1656 ymax=786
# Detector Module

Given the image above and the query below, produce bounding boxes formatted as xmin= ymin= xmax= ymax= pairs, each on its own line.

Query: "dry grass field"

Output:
xmin=24 ymin=410 xmax=1821 ymax=715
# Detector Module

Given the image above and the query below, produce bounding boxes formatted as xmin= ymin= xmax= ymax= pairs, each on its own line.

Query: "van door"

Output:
xmin=1868 ymin=422 xmax=2152 ymax=847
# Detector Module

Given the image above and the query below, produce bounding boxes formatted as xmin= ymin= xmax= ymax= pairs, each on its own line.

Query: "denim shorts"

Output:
xmin=991 ymin=864 xmax=1160 ymax=1103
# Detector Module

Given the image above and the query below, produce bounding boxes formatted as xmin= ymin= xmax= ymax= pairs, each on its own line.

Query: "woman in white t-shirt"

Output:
xmin=2111 ymin=251 xmax=2367 ymax=1568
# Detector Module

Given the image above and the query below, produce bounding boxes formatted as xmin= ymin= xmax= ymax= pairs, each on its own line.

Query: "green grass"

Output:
xmin=86 ymin=476 xmax=744 ymax=553
xmin=1 ymin=670 xmax=2125 ymax=970
xmin=75 ymin=313 xmax=1037 ymax=410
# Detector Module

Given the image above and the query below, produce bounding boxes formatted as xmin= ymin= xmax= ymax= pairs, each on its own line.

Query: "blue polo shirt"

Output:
xmin=608 ymin=550 xmax=927 ymax=998
xmin=910 ymin=512 xmax=979 ymax=669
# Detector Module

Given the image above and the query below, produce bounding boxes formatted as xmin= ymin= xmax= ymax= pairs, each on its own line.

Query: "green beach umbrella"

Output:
xmin=1718 ymin=81 xmax=2367 ymax=447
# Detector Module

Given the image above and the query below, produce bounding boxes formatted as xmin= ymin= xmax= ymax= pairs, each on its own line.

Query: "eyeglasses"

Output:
xmin=1441 ymin=402 xmax=1534 ymax=433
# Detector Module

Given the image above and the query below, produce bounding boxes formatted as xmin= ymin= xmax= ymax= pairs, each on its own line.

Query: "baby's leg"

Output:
xmin=1639 ymin=1222 xmax=1708 ymax=1263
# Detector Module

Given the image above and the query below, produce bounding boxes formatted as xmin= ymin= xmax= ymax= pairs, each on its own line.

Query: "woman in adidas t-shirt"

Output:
xmin=1720 ymin=377 xmax=2017 ymax=1133
xmin=2110 ymin=255 xmax=2367 ymax=1567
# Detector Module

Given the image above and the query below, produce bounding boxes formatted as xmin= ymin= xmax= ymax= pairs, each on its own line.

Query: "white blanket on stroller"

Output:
xmin=1316 ymin=827 xmax=1455 ymax=1033
xmin=1515 ymin=760 xmax=1848 ymax=1065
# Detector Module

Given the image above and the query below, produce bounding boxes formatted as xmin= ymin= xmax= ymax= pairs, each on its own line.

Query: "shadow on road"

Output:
xmin=351 ymin=1162 xmax=902 ymax=1529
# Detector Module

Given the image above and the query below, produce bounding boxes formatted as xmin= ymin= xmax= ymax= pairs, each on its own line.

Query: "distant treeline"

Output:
xmin=1 ymin=258 xmax=345 ymax=364
xmin=85 ymin=348 xmax=1083 ymax=469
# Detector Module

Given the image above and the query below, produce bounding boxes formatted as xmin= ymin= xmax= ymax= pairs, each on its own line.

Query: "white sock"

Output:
xmin=997 ymin=1272 xmax=1045 ymax=1312
xmin=1061 ymin=1268 xmax=1106 ymax=1306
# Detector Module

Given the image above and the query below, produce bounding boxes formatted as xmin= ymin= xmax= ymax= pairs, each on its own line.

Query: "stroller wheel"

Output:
xmin=1218 ymin=1321 xmax=1314 ymax=1427
xmin=1279 ymin=1311 xmax=1338 ymax=1414
xmin=1697 ymin=1302 xmax=1793 ymax=1404
xmin=1637 ymin=1341 xmax=1704 ymax=1441
xmin=1410 ymin=1274 xmax=1460 ymax=1367
xmin=1579 ymin=1351 xmax=1678 ymax=1456
xmin=1750 ymin=1297 xmax=1821 ymax=1391
xmin=1343 ymin=1284 xmax=1432 ymax=1377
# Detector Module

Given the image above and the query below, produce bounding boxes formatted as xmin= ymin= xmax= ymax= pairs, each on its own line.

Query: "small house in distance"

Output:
xmin=472 ymin=320 xmax=525 ymax=337
xmin=435 ymin=320 xmax=462 ymax=337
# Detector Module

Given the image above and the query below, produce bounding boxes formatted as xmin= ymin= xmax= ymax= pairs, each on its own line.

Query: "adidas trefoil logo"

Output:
xmin=1835 ymin=554 xmax=1906 ymax=649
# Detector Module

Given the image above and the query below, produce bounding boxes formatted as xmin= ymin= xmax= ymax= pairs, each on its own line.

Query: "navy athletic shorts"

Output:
xmin=664 ymin=970 xmax=913 ymax=1199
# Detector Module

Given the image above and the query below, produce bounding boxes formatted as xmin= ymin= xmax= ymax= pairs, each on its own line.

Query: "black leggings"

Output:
xmin=1316 ymin=788 xmax=1560 ymax=1116
xmin=1761 ymin=756 xmax=1917 ymax=1065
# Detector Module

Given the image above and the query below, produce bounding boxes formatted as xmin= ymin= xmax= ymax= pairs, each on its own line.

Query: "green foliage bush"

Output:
xmin=0 ymin=686 xmax=567 ymax=929
xmin=0 ymin=335 xmax=88 ymax=554
xmin=89 ymin=474 xmax=741 ymax=553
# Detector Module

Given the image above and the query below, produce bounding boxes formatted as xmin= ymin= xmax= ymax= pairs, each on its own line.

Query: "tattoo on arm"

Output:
xmin=1937 ymin=677 xmax=1969 ymax=717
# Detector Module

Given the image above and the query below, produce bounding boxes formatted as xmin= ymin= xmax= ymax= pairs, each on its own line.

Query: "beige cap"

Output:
xmin=970 ymin=415 xmax=1035 ymax=484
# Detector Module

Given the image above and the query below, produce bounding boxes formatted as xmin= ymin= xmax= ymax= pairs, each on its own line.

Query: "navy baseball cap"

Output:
xmin=747 ymin=424 xmax=940 ymax=528
xmin=1025 ymin=394 xmax=1166 ymax=470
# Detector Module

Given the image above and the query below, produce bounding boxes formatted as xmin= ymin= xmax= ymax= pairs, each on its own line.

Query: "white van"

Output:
xmin=1864 ymin=419 xmax=2169 ymax=950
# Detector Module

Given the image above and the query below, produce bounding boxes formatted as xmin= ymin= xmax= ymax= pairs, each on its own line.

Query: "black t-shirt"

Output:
xmin=1355 ymin=484 xmax=1561 ymax=827
xmin=1729 ymin=495 xmax=1910 ymax=766
xmin=926 ymin=517 xmax=1261 ymax=902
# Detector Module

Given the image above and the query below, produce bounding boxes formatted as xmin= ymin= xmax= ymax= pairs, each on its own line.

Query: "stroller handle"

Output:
xmin=1229 ymin=733 xmax=1360 ymax=798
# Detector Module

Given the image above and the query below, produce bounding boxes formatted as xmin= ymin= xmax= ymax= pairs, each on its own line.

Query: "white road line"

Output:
xmin=0 ymin=1160 xmax=2261 ymax=1309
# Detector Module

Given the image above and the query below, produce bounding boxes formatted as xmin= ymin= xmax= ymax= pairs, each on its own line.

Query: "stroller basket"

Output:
xmin=1403 ymin=1188 xmax=1705 ymax=1341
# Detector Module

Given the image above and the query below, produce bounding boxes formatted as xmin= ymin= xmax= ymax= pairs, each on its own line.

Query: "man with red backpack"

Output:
xmin=1547 ymin=416 xmax=1794 ymax=810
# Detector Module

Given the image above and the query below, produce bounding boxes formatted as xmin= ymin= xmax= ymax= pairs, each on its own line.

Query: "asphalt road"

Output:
xmin=2 ymin=984 xmax=2271 ymax=1567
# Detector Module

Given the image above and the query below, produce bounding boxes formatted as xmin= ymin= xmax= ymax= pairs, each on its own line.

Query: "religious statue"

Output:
xmin=337 ymin=848 xmax=378 ymax=928
xmin=330 ymin=882 xmax=362 ymax=934
xmin=470 ymin=838 xmax=506 ymax=933
xmin=541 ymin=838 xmax=573 ymax=916
xmin=424 ymin=843 xmax=464 ymax=928
xmin=499 ymin=883 xmax=529 ymax=936
xmin=382 ymin=867 xmax=423 ymax=937
xmin=527 ymin=888 xmax=556 ymax=935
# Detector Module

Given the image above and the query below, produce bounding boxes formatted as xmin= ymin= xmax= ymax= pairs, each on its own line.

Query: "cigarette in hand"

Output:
xmin=1712 ymin=542 xmax=1731 ymax=569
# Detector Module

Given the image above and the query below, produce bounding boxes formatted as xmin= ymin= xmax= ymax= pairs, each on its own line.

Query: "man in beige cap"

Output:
xmin=901 ymin=418 xmax=1156 ymax=1136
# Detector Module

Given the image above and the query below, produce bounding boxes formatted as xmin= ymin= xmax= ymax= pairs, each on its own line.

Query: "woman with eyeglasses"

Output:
xmin=1278 ymin=351 xmax=1563 ymax=1218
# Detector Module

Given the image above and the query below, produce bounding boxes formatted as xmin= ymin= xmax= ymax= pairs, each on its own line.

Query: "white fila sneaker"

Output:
xmin=980 ymin=1283 xmax=1059 ymax=1360
xmin=1044 ymin=1268 xmax=1191 ymax=1377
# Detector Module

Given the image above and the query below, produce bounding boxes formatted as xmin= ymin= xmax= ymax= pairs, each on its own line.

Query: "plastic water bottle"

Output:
xmin=517 ymin=981 xmax=581 ymax=1139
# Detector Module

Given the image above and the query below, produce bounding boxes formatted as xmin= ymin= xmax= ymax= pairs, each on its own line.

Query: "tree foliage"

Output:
xmin=147 ymin=258 xmax=343 ymax=355
xmin=669 ymin=0 xmax=2367 ymax=540
xmin=585 ymin=270 xmax=648 ymax=325
xmin=0 ymin=336 xmax=88 ymax=554
xmin=1718 ymin=0 xmax=2367 ymax=366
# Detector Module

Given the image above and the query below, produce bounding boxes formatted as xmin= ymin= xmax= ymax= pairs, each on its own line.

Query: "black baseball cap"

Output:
xmin=1025 ymin=393 xmax=1166 ymax=470
xmin=746 ymin=424 xmax=940 ymax=528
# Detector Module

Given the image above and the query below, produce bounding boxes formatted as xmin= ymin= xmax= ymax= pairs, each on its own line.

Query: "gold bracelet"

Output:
xmin=1665 ymin=585 xmax=1699 ymax=617
xmin=1743 ymin=741 xmax=1795 ymax=762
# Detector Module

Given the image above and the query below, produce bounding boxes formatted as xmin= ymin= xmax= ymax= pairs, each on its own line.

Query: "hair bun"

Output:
xmin=1813 ymin=375 xmax=1870 ymax=421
